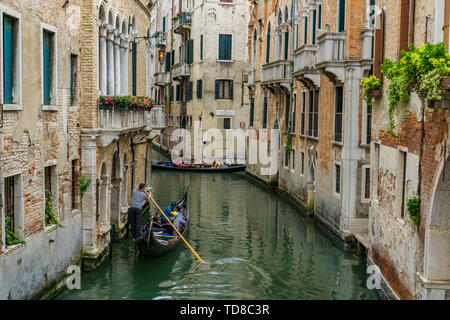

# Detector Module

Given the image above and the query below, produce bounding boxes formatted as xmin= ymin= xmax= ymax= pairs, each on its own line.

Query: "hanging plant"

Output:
xmin=99 ymin=96 xmax=155 ymax=111
xmin=5 ymin=216 xmax=25 ymax=246
xmin=407 ymin=196 xmax=421 ymax=226
xmin=79 ymin=176 xmax=91 ymax=196
xmin=381 ymin=43 xmax=450 ymax=136
xmin=45 ymin=189 xmax=65 ymax=228
xmin=361 ymin=75 xmax=381 ymax=108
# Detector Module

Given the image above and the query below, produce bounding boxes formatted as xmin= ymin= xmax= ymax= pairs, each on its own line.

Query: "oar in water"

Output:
xmin=144 ymin=191 xmax=204 ymax=263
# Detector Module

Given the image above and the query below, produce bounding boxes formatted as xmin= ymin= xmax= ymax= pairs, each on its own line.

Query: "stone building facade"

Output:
xmin=368 ymin=0 xmax=450 ymax=300
xmin=0 ymin=0 xmax=82 ymax=299
xmin=79 ymin=0 xmax=164 ymax=270
xmin=153 ymin=0 xmax=250 ymax=161
xmin=247 ymin=0 xmax=374 ymax=243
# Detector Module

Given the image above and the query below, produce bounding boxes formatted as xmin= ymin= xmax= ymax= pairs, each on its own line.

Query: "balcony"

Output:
xmin=172 ymin=62 xmax=190 ymax=80
xmin=261 ymin=60 xmax=291 ymax=91
xmin=361 ymin=28 xmax=374 ymax=74
xmin=155 ymin=31 xmax=166 ymax=48
xmin=154 ymin=72 xmax=168 ymax=86
xmin=146 ymin=105 xmax=166 ymax=137
xmin=173 ymin=13 xmax=191 ymax=34
xmin=293 ymin=44 xmax=321 ymax=88
xmin=317 ymin=32 xmax=346 ymax=83
xmin=248 ymin=68 xmax=255 ymax=88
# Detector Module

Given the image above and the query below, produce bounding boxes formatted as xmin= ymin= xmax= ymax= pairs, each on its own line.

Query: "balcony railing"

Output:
xmin=155 ymin=72 xmax=168 ymax=86
xmin=173 ymin=13 xmax=191 ymax=34
xmin=293 ymin=44 xmax=321 ymax=87
xmin=99 ymin=108 xmax=147 ymax=131
xmin=317 ymin=32 xmax=346 ymax=64
xmin=172 ymin=62 xmax=190 ymax=80
xmin=248 ymin=68 xmax=255 ymax=87
xmin=261 ymin=60 xmax=291 ymax=87
xmin=146 ymin=105 xmax=166 ymax=130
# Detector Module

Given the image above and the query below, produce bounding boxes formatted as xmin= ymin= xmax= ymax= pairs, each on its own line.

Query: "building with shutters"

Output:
xmin=0 ymin=0 xmax=83 ymax=299
xmin=367 ymin=0 xmax=450 ymax=300
xmin=247 ymin=0 xmax=374 ymax=245
xmin=79 ymin=0 xmax=165 ymax=271
xmin=152 ymin=0 xmax=250 ymax=161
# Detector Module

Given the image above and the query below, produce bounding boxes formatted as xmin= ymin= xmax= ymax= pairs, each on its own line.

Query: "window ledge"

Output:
xmin=306 ymin=135 xmax=319 ymax=142
xmin=332 ymin=141 xmax=343 ymax=147
xmin=217 ymin=59 xmax=233 ymax=63
xmin=3 ymin=243 xmax=26 ymax=256
xmin=360 ymin=143 xmax=370 ymax=149
xmin=42 ymin=105 xmax=59 ymax=111
xmin=3 ymin=104 xmax=23 ymax=111
xmin=44 ymin=224 xmax=58 ymax=234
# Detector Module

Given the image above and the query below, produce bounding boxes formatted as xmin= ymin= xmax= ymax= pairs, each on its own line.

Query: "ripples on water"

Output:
xmin=58 ymin=161 xmax=379 ymax=300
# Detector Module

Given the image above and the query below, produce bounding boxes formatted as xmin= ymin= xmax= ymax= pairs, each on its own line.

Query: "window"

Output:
xmin=284 ymin=148 xmax=289 ymax=168
xmin=70 ymin=54 xmax=77 ymax=106
xmin=176 ymin=84 xmax=181 ymax=102
xmin=304 ymin=16 xmax=308 ymax=45
xmin=301 ymin=151 xmax=305 ymax=175
xmin=42 ymin=28 xmax=57 ymax=106
xmin=44 ymin=165 xmax=58 ymax=226
xmin=308 ymin=90 xmax=319 ymax=138
xmin=186 ymin=39 xmax=193 ymax=64
xmin=312 ymin=9 xmax=317 ymax=45
xmin=318 ymin=4 xmax=322 ymax=30
xmin=284 ymin=31 xmax=289 ymax=60
xmin=335 ymin=163 xmax=341 ymax=195
xmin=250 ymin=97 xmax=255 ymax=127
xmin=218 ymin=34 xmax=232 ymax=61
xmin=165 ymin=51 xmax=171 ymax=72
xmin=366 ymin=100 xmax=372 ymax=144
xmin=223 ymin=117 xmax=231 ymax=129
xmin=132 ymin=41 xmax=137 ymax=96
xmin=169 ymin=85 xmax=173 ymax=102
xmin=200 ymin=34 xmax=203 ymax=60
xmin=338 ymin=0 xmax=346 ymax=32
xmin=2 ymin=13 xmax=21 ymax=105
xmin=3 ymin=174 xmax=24 ymax=243
xmin=187 ymin=81 xmax=193 ymax=101
xmin=335 ymin=86 xmax=343 ymax=142
xmin=215 ymin=80 xmax=233 ymax=100
xmin=285 ymin=94 xmax=290 ymax=130
xmin=363 ymin=166 xmax=371 ymax=201
xmin=398 ymin=150 xmax=408 ymax=220
xmin=292 ymin=94 xmax=296 ymax=133
xmin=291 ymin=150 xmax=295 ymax=171
xmin=301 ymin=92 xmax=306 ymax=135
xmin=196 ymin=79 xmax=202 ymax=99
xmin=263 ymin=97 xmax=268 ymax=129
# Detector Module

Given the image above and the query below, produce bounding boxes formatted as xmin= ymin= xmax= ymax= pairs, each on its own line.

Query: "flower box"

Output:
xmin=99 ymin=96 xmax=155 ymax=111
xmin=368 ymin=89 xmax=381 ymax=98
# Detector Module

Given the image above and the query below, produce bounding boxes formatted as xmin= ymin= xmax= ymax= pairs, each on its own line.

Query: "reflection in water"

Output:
xmin=58 ymin=157 xmax=379 ymax=300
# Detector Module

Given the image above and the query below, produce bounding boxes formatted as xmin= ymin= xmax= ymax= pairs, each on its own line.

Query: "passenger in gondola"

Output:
xmin=163 ymin=201 xmax=176 ymax=222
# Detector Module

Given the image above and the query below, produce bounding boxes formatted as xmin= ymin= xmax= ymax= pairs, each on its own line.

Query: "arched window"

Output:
xmin=285 ymin=6 xmax=289 ymax=22
xmin=278 ymin=10 xmax=282 ymax=26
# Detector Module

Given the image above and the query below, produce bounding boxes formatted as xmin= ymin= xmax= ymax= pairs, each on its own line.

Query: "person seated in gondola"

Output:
xmin=163 ymin=201 xmax=176 ymax=222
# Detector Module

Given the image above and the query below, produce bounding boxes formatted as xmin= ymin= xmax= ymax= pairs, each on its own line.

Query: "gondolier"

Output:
xmin=127 ymin=183 xmax=151 ymax=240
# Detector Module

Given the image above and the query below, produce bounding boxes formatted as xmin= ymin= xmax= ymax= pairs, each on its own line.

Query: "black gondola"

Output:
xmin=135 ymin=190 xmax=189 ymax=258
xmin=151 ymin=160 xmax=246 ymax=172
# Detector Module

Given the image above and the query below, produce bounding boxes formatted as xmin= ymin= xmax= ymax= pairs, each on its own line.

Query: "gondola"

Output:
xmin=151 ymin=160 xmax=246 ymax=172
xmin=135 ymin=190 xmax=189 ymax=258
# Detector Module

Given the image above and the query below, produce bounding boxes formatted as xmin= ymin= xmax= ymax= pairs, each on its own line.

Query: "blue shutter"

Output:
xmin=43 ymin=31 xmax=51 ymax=105
xmin=215 ymin=80 xmax=219 ymax=99
xmin=3 ymin=16 xmax=13 ymax=104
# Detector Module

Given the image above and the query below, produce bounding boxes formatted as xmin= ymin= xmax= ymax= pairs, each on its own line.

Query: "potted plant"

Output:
xmin=361 ymin=75 xmax=381 ymax=106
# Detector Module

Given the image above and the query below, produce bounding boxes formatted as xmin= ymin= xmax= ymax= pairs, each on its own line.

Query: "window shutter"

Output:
xmin=197 ymin=79 xmax=202 ymax=99
xmin=266 ymin=29 xmax=271 ymax=63
xmin=373 ymin=9 xmax=385 ymax=81
xmin=399 ymin=0 xmax=410 ymax=59
xmin=132 ymin=41 xmax=137 ymax=96
xmin=165 ymin=51 xmax=171 ymax=72
xmin=318 ymin=5 xmax=322 ymax=29
xmin=226 ymin=35 xmax=232 ymax=60
xmin=3 ymin=16 xmax=13 ymax=104
xmin=162 ymin=17 xmax=166 ymax=32
xmin=445 ymin=0 xmax=450 ymax=51
xmin=200 ymin=35 xmax=203 ymax=60
xmin=188 ymin=81 xmax=193 ymax=101
xmin=338 ymin=0 xmax=346 ymax=32
xmin=284 ymin=31 xmax=289 ymax=59
xmin=229 ymin=80 xmax=233 ymax=100
xmin=187 ymin=39 xmax=194 ymax=64
xmin=43 ymin=31 xmax=51 ymax=105
xmin=219 ymin=35 xmax=225 ymax=60
xmin=304 ymin=17 xmax=308 ymax=45
xmin=312 ymin=10 xmax=317 ymax=45
xmin=171 ymin=49 xmax=175 ymax=65
xmin=215 ymin=80 xmax=219 ymax=99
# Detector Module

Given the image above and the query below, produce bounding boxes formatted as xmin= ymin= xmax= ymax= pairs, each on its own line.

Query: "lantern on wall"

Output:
xmin=159 ymin=50 xmax=165 ymax=62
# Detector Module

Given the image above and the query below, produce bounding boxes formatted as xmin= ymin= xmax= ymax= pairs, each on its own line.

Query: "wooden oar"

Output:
xmin=146 ymin=193 xmax=203 ymax=263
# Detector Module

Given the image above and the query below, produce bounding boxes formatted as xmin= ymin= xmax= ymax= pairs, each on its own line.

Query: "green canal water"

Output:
xmin=58 ymin=163 xmax=380 ymax=300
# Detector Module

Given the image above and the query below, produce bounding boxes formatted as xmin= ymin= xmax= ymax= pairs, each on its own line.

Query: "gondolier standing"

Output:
xmin=127 ymin=183 xmax=151 ymax=240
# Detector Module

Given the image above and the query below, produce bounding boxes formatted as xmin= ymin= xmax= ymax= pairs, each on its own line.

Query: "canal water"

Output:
xmin=58 ymin=155 xmax=379 ymax=300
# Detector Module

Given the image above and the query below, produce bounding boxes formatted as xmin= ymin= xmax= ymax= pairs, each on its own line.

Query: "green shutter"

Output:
xmin=3 ymin=16 xmax=13 ymax=104
xmin=187 ymin=39 xmax=194 ymax=64
xmin=312 ymin=10 xmax=317 ymax=45
xmin=200 ymin=35 xmax=203 ymax=60
xmin=229 ymin=80 xmax=233 ymax=100
xmin=219 ymin=35 xmax=225 ymax=60
xmin=338 ymin=0 xmax=346 ymax=32
xmin=284 ymin=32 xmax=289 ymax=59
xmin=215 ymin=80 xmax=219 ymax=99
xmin=165 ymin=52 xmax=171 ymax=72
xmin=226 ymin=35 xmax=232 ymax=60
xmin=304 ymin=17 xmax=308 ymax=45
xmin=266 ymin=30 xmax=271 ymax=63
xmin=43 ymin=31 xmax=51 ymax=105
xmin=197 ymin=79 xmax=202 ymax=99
